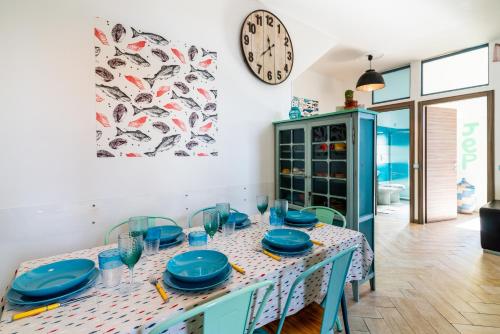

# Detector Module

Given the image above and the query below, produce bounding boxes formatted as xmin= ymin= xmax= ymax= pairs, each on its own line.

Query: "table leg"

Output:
xmin=370 ymin=276 xmax=376 ymax=291
xmin=351 ymin=281 xmax=359 ymax=302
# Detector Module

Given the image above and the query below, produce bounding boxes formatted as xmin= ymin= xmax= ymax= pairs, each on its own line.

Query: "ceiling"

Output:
xmin=260 ymin=0 xmax=500 ymax=80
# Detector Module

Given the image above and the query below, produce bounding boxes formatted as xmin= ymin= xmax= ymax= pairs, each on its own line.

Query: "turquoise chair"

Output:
xmin=255 ymin=246 xmax=357 ymax=334
xmin=104 ymin=216 xmax=178 ymax=245
xmin=188 ymin=206 xmax=240 ymax=228
xmin=301 ymin=206 xmax=346 ymax=228
xmin=148 ymin=280 xmax=274 ymax=334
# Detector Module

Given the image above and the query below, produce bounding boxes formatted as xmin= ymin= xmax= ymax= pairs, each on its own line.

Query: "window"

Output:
xmin=372 ymin=65 xmax=411 ymax=104
xmin=421 ymin=44 xmax=489 ymax=96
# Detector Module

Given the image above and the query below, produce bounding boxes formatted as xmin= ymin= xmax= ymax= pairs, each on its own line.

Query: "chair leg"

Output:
xmin=341 ymin=292 xmax=350 ymax=334
xmin=335 ymin=316 xmax=343 ymax=332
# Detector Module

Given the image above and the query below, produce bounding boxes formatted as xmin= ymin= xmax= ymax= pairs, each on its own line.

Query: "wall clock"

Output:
xmin=240 ymin=10 xmax=294 ymax=85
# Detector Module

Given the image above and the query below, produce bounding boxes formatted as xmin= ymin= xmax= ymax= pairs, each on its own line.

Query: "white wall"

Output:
xmin=0 ymin=0 xmax=334 ymax=292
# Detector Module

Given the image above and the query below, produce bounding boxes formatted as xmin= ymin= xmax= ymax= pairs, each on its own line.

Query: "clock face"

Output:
xmin=241 ymin=10 xmax=294 ymax=85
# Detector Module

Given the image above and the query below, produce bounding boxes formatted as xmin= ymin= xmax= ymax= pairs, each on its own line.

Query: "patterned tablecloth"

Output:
xmin=0 ymin=217 xmax=373 ymax=334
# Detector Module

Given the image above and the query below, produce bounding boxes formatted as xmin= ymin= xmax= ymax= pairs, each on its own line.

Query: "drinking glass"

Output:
xmin=128 ymin=216 xmax=149 ymax=238
xmin=222 ymin=215 xmax=236 ymax=237
xmin=118 ymin=232 xmax=144 ymax=293
xmin=189 ymin=230 xmax=208 ymax=249
xmin=274 ymin=199 xmax=288 ymax=225
xmin=256 ymin=195 xmax=269 ymax=223
xmin=144 ymin=228 xmax=160 ymax=256
xmin=203 ymin=210 xmax=220 ymax=247
xmin=216 ymin=203 xmax=230 ymax=227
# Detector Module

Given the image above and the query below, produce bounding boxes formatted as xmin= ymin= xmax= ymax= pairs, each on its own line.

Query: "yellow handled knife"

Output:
xmin=230 ymin=262 xmax=246 ymax=274
xmin=12 ymin=295 xmax=93 ymax=321
xmin=257 ymin=249 xmax=281 ymax=261
xmin=311 ymin=240 xmax=324 ymax=246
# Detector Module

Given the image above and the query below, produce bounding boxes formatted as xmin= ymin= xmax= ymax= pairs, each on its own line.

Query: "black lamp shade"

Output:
xmin=356 ymin=69 xmax=385 ymax=92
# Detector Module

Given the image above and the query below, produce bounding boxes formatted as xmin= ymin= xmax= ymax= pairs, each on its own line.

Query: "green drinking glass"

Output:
xmin=203 ymin=210 xmax=220 ymax=248
xmin=256 ymin=195 xmax=269 ymax=223
xmin=118 ymin=232 xmax=144 ymax=293
xmin=128 ymin=216 xmax=149 ymax=238
xmin=216 ymin=203 xmax=230 ymax=226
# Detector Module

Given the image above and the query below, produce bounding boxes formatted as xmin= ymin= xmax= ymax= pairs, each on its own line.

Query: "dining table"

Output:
xmin=0 ymin=215 xmax=373 ymax=334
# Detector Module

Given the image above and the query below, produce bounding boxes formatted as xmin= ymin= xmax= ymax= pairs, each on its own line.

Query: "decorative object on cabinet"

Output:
xmin=356 ymin=55 xmax=385 ymax=92
xmin=292 ymin=96 xmax=319 ymax=116
xmin=274 ymin=108 xmax=377 ymax=301
xmin=94 ymin=18 xmax=218 ymax=158
xmin=344 ymin=89 xmax=358 ymax=109
xmin=289 ymin=106 xmax=301 ymax=120
xmin=240 ymin=10 xmax=293 ymax=85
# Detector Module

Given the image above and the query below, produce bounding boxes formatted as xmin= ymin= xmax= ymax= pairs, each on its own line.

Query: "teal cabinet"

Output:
xmin=274 ymin=109 xmax=376 ymax=301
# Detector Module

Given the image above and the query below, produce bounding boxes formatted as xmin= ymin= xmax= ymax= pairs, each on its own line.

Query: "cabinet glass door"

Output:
xmin=278 ymin=128 xmax=305 ymax=207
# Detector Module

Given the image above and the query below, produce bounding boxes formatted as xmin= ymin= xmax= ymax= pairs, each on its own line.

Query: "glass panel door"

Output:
xmin=278 ymin=128 xmax=305 ymax=207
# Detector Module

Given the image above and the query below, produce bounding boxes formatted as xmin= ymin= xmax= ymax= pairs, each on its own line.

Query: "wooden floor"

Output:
xmin=264 ymin=202 xmax=500 ymax=333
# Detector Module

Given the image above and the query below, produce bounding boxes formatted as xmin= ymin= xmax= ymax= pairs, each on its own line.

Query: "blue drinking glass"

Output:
xmin=188 ymin=231 xmax=208 ymax=249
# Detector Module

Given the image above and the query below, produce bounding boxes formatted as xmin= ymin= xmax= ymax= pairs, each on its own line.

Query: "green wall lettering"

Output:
xmin=461 ymin=122 xmax=478 ymax=169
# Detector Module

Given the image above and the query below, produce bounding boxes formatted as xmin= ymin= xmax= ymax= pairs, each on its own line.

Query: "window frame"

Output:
xmin=420 ymin=43 xmax=489 ymax=96
xmin=372 ymin=65 xmax=411 ymax=105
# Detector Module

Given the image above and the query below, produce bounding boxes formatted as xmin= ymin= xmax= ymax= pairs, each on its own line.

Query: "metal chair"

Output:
xmin=187 ymin=206 xmax=240 ymax=228
xmin=301 ymin=206 xmax=347 ymax=228
xmin=148 ymin=280 xmax=274 ymax=334
xmin=104 ymin=216 xmax=178 ymax=245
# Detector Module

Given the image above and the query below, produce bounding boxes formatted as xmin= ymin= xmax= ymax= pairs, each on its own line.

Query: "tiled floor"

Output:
xmin=264 ymin=204 xmax=500 ymax=333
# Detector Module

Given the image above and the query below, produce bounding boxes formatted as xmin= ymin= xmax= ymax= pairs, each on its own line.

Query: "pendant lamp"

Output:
xmin=356 ymin=55 xmax=385 ymax=92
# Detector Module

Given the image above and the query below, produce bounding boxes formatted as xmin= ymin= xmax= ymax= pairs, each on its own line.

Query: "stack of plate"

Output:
xmin=262 ymin=229 xmax=313 ymax=256
xmin=7 ymin=259 xmax=98 ymax=306
xmin=230 ymin=212 xmax=251 ymax=229
xmin=284 ymin=211 xmax=318 ymax=228
xmin=147 ymin=225 xmax=185 ymax=249
xmin=163 ymin=250 xmax=232 ymax=291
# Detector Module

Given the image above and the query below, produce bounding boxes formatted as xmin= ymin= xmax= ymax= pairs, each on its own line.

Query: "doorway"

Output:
xmin=418 ymin=91 xmax=494 ymax=223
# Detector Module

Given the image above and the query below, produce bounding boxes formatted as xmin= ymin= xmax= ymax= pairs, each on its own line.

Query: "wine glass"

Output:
xmin=203 ymin=210 xmax=220 ymax=248
xmin=216 ymin=203 xmax=230 ymax=227
xmin=274 ymin=199 xmax=288 ymax=226
xmin=128 ymin=216 xmax=149 ymax=238
xmin=256 ymin=195 xmax=269 ymax=223
xmin=118 ymin=232 xmax=144 ymax=293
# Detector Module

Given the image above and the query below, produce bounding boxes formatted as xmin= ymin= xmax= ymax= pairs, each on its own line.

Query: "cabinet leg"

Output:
xmin=370 ymin=276 xmax=376 ymax=291
xmin=352 ymin=281 xmax=359 ymax=302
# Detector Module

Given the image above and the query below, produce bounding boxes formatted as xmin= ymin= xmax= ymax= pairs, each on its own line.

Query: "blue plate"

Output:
xmin=159 ymin=233 xmax=185 ymax=249
xmin=148 ymin=225 xmax=183 ymax=243
xmin=7 ymin=269 xmax=98 ymax=306
xmin=284 ymin=220 xmax=317 ymax=228
xmin=230 ymin=212 xmax=249 ymax=224
xmin=235 ymin=219 xmax=251 ymax=229
xmin=163 ymin=263 xmax=231 ymax=292
xmin=11 ymin=259 xmax=95 ymax=297
xmin=262 ymin=239 xmax=313 ymax=256
xmin=167 ymin=250 xmax=228 ymax=282
xmin=285 ymin=211 xmax=317 ymax=223
xmin=264 ymin=229 xmax=310 ymax=250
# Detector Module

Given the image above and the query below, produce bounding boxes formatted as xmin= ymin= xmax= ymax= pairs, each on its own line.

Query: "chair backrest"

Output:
xmin=104 ymin=216 xmax=178 ymax=245
xmin=187 ymin=206 xmax=240 ymax=228
xmin=301 ymin=206 xmax=346 ymax=228
xmin=274 ymin=246 xmax=357 ymax=334
xmin=148 ymin=280 xmax=274 ymax=334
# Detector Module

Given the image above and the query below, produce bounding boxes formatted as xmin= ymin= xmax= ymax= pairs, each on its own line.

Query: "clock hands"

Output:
xmin=260 ymin=44 xmax=275 ymax=57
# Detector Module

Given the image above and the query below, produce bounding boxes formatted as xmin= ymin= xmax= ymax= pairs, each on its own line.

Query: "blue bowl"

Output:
xmin=167 ymin=250 xmax=228 ymax=282
xmin=229 ymin=212 xmax=248 ymax=224
xmin=285 ymin=211 xmax=317 ymax=223
xmin=12 ymin=259 xmax=95 ymax=297
xmin=264 ymin=228 xmax=311 ymax=250
xmin=148 ymin=225 xmax=183 ymax=243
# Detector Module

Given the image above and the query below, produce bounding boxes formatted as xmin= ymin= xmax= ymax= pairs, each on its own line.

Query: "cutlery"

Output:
xmin=308 ymin=223 xmax=326 ymax=231
xmin=149 ymin=276 xmax=169 ymax=303
xmin=230 ymin=262 xmax=245 ymax=274
xmin=255 ymin=248 xmax=281 ymax=261
xmin=11 ymin=294 xmax=93 ymax=321
xmin=311 ymin=240 xmax=324 ymax=246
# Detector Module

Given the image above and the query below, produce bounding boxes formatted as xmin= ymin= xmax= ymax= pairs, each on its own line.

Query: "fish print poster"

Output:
xmin=94 ymin=18 xmax=218 ymax=158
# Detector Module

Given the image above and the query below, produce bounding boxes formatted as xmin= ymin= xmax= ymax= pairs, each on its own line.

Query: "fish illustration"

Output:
xmin=96 ymin=94 xmax=104 ymax=102
xmin=191 ymin=131 xmax=215 ymax=144
xmin=116 ymin=127 xmax=151 ymax=142
xmin=151 ymin=48 xmax=169 ymax=62
xmin=197 ymin=153 xmax=209 ymax=157
xmin=97 ymin=150 xmax=114 ymax=157
xmin=210 ymin=90 xmax=217 ymax=98
xmin=131 ymin=27 xmax=169 ymax=45
xmin=111 ymin=24 xmax=126 ymax=42
xmin=197 ymin=88 xmax=211 ymax=101
xmin=113 ymin=104 xmax=127 ymax=122
xmin=145 ymin=134 xmax=181 ymax=157
xmin=199 ymin=122 xmax=212 ymax=133
xmin=210 ymin=152 xmax=218 ymax=156
xmin=202 ymin=113 xmax=217 ymax=122
xmin=172 ymin=118 xmax=187 ymax=132
xmin=189 ymin=112 xmax=199 ymax=128
xmin=171 ymin=48 xmax=186 ymax=64
xmin=152 ymin=121 xmax=170 ymax=134
xmin=134 ymin=93 xmax=153 ymax=104
xmin=128 ymin=116 xmax=147 ymax=128
xmin=185 ymin=74 xmax=198 ymax=83
xmin=143 ymin=64 xmax=180 ymax=88
xmin=126 ymin=153 xmax=141 ymax=157
xmin=127 ymin=40 xmax=146 ymax=52
xmin=95 ymin=67 xmax=114 ymax=82
xmin=132 ymin=105 xmax=170 ymax=117
xmin=94 ymin=28 xmax=109 ymax=45
xmin=109 ymin=138 xmax=127 ymax=149
xmin=204 ymin=103 xmax=217 ymax=112
xmin=174 ymin=81 xmax=190 ymax=94
xmin=163 ymin=102 xmax=182 ymax=111
xmin=96 ymin=84 xmax=131 ymax=102
xmin=190 ymin=65 xmax=215 ymax=81
xmin=107 ymin=58 xmax=126 ymax=69
xmin=96 ymin=112 xmax=110 ymax=127
xmin=95 ymin=46 xmax=100 ymax=57
xmin=156 ymin=85 xmax=170 ymax=97
xmin=175 ymin=150 xmax=190 ymax=157
xmin=201 ymin=48 xmax=217 ymax=58
xmin=186 ymin=140 xmax=198 ymax=150
xmin=96 ymin=130 xmax=102 ymax=140
xmin=188 ymin=45 xmax=198 ymax=61
xmin=171 ymin=91 xmax=201 ymax=110
xmin=199 ymin=58 xmax=212 ymax=68
xmin=114 ymin=47 xmax=150 ymax=67
xmin=125 ymin=75 xmax=144 ymax=90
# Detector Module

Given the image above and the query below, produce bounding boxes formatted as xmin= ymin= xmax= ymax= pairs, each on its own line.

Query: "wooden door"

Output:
xmin=425 ymin=106 xmax=457 ymax=222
